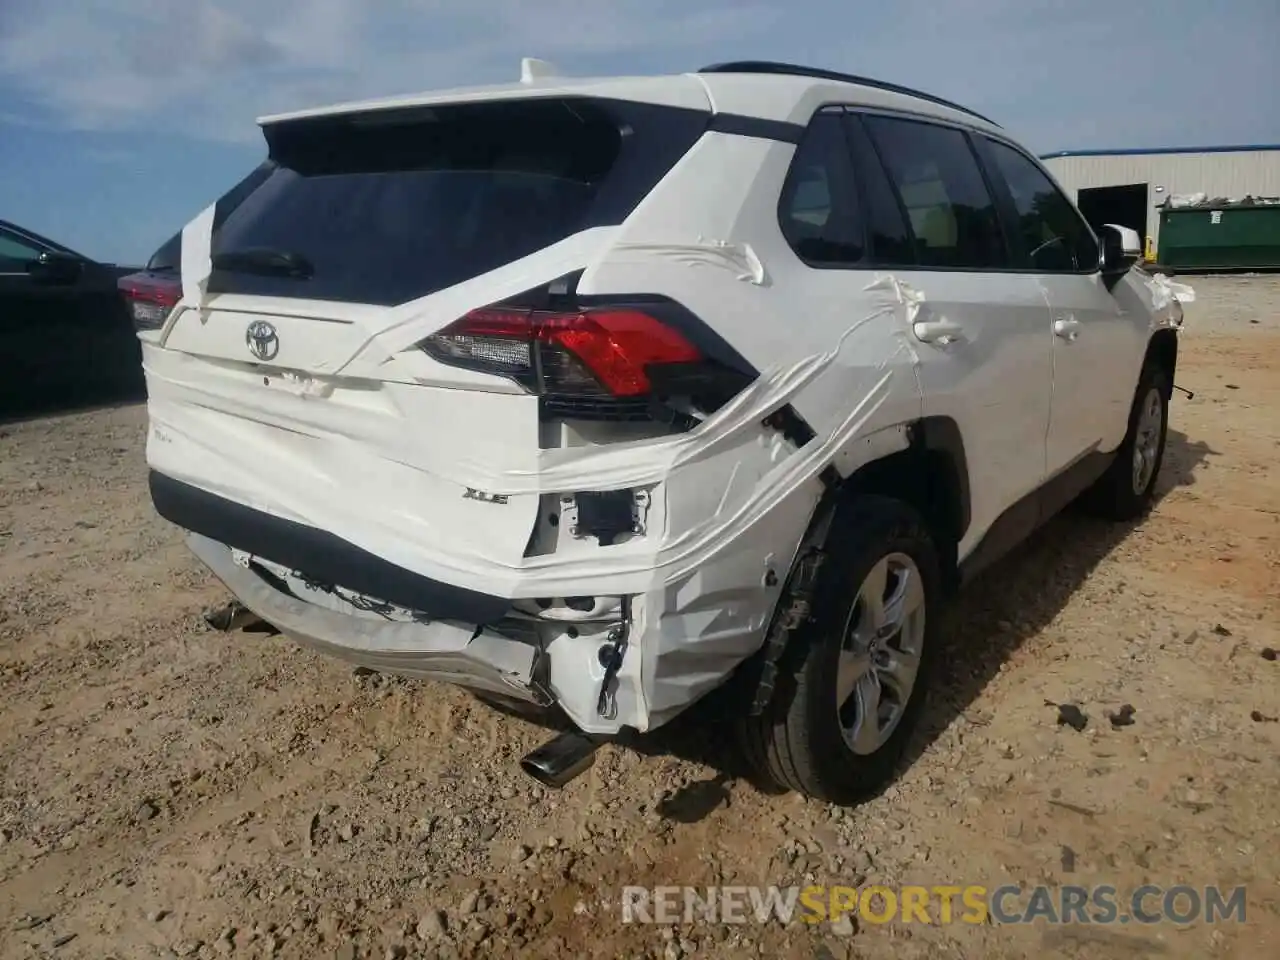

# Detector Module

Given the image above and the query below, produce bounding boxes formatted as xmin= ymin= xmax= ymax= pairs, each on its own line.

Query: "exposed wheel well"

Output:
xmin=1146 ymin=328 xmax=1178 ymax=383
xmin=736 ymin=417 xmax=969 ymax=717
xmin=837 ymin=426 xmax=967 ymax=592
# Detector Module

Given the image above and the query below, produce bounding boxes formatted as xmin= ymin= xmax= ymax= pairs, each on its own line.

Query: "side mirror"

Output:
xmin=27 ymin=250 xmax=84 ymax=285
xmin=1098 ymin=223 xmax=1142 ymax=280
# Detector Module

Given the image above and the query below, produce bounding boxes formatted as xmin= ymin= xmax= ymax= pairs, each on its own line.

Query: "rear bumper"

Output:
xmin=151 ymin=471 xmax=510 ymax=624
xmin=187 ymin=531 xmax=549 ymax=706
xmin=151 ymin=428 xmax=805 ymax=735
xmin=161 ymin=471 xmax=642 ymax=732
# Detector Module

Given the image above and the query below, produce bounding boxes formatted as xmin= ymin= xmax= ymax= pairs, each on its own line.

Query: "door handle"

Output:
xmin=1054 ymin=318 xmax=1081 ymax=341
xmin=912 ymin=319 xmax=965 ymax=344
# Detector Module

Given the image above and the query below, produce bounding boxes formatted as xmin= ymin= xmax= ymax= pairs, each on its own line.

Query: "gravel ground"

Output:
xmin=1 ymin=276 xmax=1278 ymax=960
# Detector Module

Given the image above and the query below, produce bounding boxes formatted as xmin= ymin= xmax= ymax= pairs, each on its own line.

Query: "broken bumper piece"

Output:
xmin=157 ymin=463 xmax=788 ymax=737
xmin=151 ymin=471 xmax=510 ymax=623
xmin=187 ymin=532 xmax=547 ymax=707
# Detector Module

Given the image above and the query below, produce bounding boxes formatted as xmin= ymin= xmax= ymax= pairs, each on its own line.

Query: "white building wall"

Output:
xmin=1042 ymin=149 xmax=1280 ymax=249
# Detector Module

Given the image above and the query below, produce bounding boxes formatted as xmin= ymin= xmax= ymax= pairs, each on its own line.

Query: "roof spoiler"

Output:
xmin=520 ymin=58 xmax=561 ymax=83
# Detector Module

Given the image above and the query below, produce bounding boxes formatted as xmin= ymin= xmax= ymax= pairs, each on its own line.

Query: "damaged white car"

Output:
xmin=137 ymin=60 xmax=1188 ymax=805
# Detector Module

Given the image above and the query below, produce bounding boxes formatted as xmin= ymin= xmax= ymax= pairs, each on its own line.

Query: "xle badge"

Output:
xmin=463 ymin=487 xmax=509 ymax=504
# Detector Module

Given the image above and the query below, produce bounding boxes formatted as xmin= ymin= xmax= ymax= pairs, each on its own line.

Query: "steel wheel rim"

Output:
xmin=1131 ymin=387 xmax=1163 ymax=495
xmin=835 ymin=552 xmax=927 ymax=756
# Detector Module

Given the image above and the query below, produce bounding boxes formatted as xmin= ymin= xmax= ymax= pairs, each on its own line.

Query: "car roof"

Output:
xmin=698 ymin=61 xmax=998 ymax=126
xmin=257 ymin=59 xmax=1003 ymax=137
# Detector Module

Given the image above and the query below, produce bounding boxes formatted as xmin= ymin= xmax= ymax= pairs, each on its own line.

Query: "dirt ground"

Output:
xmin=1 ymin=276 xmax=1278 ymax=960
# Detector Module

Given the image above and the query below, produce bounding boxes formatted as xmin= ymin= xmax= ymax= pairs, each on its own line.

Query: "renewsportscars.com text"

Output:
xmin=620 ymin=884 xmax=1247 ymax=926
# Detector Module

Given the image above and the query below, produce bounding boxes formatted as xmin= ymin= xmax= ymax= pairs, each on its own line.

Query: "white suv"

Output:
xmin=137 ymin=60 xmax=1186 ymax=805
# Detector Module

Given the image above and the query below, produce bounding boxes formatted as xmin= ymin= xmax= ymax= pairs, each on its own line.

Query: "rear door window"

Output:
xmin=147 ymin=162 xmax=289 ymax=274
xmin=0 ymin=230 xmax=44 ymax=272
xmin=207 ymin=98 xmax=708 ymax=305
xmin=861 ymin=115 xmax=1009 ymax=270
xmin=147 ymin=232 xmax=180 ymax=272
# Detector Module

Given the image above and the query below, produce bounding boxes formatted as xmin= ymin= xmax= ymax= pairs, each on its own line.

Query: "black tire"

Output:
xmin=737 ymin=496 xmax=943 ymax=805
xmin=1081 ymin=361 xmax=1171 ymax=521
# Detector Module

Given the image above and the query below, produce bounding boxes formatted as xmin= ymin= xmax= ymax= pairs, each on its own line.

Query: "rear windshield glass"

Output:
xmin=147 ymin=232 xmax=180 ymax=272
xmin=207 ymin=97 xmax=707 ymax=306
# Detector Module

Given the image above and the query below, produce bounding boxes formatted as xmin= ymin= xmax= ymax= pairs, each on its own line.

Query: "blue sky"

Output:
xmin=1 ymin=0 xmax=1276 ymax=265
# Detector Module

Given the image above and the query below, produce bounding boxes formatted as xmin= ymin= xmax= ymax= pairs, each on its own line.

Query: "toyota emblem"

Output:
xmin=245 ymin=320 xmax=280 ymax=362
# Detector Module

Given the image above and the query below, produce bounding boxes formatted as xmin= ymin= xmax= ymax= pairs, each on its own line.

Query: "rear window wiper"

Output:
xmin=211 ymin=247 xmax=314 ymax=279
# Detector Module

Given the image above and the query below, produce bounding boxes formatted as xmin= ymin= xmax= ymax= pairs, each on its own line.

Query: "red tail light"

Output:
xmin=118 ymin=273 xmax=182 ymax=331
xmin=421 ymin=306 xmax=702 ymax=397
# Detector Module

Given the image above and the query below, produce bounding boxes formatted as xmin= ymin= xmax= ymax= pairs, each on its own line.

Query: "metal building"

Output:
xmin=1041 ymin=144 xmax=1280 ymax=261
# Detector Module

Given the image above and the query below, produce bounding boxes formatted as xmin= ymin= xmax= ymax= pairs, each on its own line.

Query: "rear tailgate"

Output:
xmin=146 ymin=84 xmax=715 ymax=594
xmin=161 ymin=86 xmax=715 ymax=373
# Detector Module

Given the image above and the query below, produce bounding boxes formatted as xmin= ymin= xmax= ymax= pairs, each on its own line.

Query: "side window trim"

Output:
xmin=777 ymin=102 xmax=1103 ymax=276
xmin=843 ymin=112 xmax=919 ymax=268
xmin=972 ymin=134 xmax=1102 ymax=276
xmin=967 ymin=135 xmax=1034 ymax=269
xmin=834 ymin=111 xmax=878 ymax=262
xmin=775 ymin=106 xmax=869 ymax=270
xmin=0 ymin=227 xmax=47 ymax=274
xmin=0 ymin=226 xmax=48 ymax=254
xmin=960 ymin=129 xmax=1019 ymax=269
xmin=855 ymin=110 xmax=1012 ymax=272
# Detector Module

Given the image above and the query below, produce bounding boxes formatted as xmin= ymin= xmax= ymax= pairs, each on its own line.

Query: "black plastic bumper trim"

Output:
xmin=148 ymin=471 xmax=511 ymax=624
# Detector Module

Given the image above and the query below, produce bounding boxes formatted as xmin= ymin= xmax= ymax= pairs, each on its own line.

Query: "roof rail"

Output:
xmin=697 ymin=60 xmax=1000 ymax=127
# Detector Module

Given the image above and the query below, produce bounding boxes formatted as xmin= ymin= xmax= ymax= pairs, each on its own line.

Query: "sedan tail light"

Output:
xmin=118 ymin=272 xmax=182 ymax=331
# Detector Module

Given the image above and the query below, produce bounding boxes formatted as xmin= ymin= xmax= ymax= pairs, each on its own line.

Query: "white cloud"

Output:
xmin=0 ymin=0 xmax=782 ymax=141
xmin=0 ymin=0 xmax=1275 ymax=150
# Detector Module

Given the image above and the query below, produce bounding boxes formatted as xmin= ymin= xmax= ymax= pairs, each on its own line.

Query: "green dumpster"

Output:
xmin=1158 ymin=201 xmax=1280 ymax=270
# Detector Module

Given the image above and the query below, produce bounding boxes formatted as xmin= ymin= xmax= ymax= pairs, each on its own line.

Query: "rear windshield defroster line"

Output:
xmin=204 ymin=97 xmax=712 ymax=306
